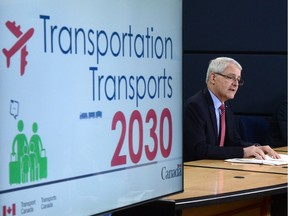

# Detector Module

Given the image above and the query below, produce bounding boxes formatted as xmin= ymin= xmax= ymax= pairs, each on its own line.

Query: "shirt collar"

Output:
xmin=208 ymin=89 xmax=222 ymax=110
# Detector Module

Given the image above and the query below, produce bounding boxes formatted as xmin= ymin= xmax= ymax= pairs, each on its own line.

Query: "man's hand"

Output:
xmin=243 ymin=145 xmax=281 ymax=160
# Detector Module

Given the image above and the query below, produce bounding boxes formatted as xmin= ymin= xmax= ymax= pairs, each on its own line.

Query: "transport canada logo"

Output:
xmin=2 ymin=203 xmax=16 ymax=216
xmin=2 ymin=20 xmax=34 ymax=76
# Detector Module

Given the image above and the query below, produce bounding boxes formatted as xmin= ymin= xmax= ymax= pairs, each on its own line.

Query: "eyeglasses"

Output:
xmin=214 ymin=73 xmax=244 ymax=86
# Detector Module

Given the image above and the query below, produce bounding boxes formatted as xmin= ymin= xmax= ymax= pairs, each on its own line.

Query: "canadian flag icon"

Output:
xmin=2 ymin=204 xmax=16 ymax=216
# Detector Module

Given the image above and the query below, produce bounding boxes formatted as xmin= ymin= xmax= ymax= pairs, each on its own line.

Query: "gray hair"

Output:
xmin=205 ymin=57 xmax=242 ymax=83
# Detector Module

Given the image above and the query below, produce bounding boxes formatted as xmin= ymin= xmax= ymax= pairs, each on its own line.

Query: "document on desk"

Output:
xmin=225 ymin=154 xmax=288 ymax=166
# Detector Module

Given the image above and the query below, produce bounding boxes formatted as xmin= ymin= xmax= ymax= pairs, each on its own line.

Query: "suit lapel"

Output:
xmin=203 ymin=88 xmax=218 ymax=141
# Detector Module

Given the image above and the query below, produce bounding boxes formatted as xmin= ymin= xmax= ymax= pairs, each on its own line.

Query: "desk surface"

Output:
xmin=275 ymin=146 xmax=288 ymax=152
xmin=185 ymin=147 xmax=288 ymax=175
xmin=165 ymin=149 xmax=288 ymax=209
xmin=165 ymin=166 xmax=287 ymax=208
xmin=185 ymin=159 xmax=288 ymax=175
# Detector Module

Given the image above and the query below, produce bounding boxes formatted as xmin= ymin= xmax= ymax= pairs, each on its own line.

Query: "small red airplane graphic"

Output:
xmin=2 ymin=21 xmax=34 ymax=76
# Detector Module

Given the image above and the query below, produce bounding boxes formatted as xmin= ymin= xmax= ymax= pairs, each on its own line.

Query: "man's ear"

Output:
xmin=211 ymin=73 xmax=216 ymax=84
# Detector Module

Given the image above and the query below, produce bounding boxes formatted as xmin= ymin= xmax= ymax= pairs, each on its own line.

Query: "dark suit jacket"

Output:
xmin=184 ymin=88 xmax=252 ymax=161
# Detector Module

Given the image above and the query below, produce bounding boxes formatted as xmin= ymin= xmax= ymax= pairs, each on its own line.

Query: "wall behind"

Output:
xmin=183 ymin=0 xmax=287 ymax=115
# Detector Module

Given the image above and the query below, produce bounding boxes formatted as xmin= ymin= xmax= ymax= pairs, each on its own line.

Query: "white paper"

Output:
xmin=225 ymin=154 xmax=288 ymax=166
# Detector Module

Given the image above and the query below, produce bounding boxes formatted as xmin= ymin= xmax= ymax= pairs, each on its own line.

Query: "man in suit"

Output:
xmin=184 ymin=57 xmax=280 ymax=161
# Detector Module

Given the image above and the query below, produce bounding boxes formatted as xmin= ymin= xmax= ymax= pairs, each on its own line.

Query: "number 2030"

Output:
xmin=111 ymin=108 xmax=172 ymax=166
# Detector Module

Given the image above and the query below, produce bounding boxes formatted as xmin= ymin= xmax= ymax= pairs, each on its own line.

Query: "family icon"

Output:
xmin=10 ymin=120 xmax=48 ymax=184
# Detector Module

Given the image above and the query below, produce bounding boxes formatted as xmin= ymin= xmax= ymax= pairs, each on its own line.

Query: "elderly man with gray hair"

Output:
xmin=183 ymin=57 xmax=280 ymax=161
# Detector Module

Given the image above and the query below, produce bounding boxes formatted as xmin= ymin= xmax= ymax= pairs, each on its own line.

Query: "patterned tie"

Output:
xmin=219 ymin=104 xmax=226 ymax=147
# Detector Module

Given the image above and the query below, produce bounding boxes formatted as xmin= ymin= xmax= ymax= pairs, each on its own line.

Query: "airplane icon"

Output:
xmin=2 ymin=21 xmax=34 ymax=76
